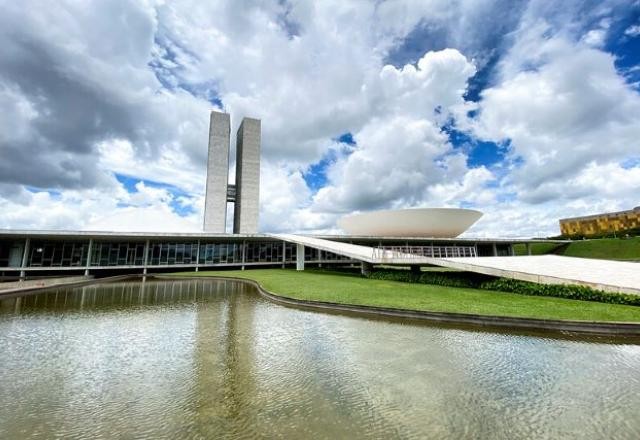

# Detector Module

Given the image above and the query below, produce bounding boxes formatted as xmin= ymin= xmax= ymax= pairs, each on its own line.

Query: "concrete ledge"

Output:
xmin=159 ymin=275 xmax=640 ymax=337
xmin=0 ymin=275 xmax=134 ymax=298
xmin=0 ymin=276 xmax=93 ymax=292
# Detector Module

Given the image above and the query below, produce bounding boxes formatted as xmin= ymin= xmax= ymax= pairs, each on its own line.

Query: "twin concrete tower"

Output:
xmin=203 ymin=111 xmax=261 ymax=234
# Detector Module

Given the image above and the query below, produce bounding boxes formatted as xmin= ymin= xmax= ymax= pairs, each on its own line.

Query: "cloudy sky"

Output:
xmin=1 ymin=0 xmax=639 ymax=237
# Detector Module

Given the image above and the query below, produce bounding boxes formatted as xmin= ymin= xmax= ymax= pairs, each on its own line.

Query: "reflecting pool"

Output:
xmin=1 ymin=279 xmax=639 ymax=439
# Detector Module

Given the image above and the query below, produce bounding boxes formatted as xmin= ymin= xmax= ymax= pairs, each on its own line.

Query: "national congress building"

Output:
xmin=0 ymin=111 xmax=550 ymax=278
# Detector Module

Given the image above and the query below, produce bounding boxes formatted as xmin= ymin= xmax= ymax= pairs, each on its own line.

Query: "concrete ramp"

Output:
xmin=270 ymin=233 xmax=439 ymax=264
xmin=270 ymin=233 xmax=640 ymax=295
xmin=442 ymin=255 xmax=640 ymax=295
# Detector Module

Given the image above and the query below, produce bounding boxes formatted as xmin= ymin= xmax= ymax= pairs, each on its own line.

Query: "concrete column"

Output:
xmin=492 ymin=243 xmax=498 ymax=257
xmin=20 ymin=237 xmax=30 ymax=280
xmin=282 ymin=241 xmax=286 ymax=269
xmin=195 ymin=239 xmax=201 ymax=272
xmin=241 ymin=240 xmax=246 ymax=271
xmin=509 ymin=244 xmax=515 ymax=256
xmin=525 ymin=243 xmax=532 ymax=256
xmin=296 ymin=244 xmax=305 ymax=271
xmin=142 ymin=240 xmax=150 ymax=276
xmin=360 ymin=261 xmax=373 ymax=276
xmin=84 ymin=239 xmax=93 ymax=276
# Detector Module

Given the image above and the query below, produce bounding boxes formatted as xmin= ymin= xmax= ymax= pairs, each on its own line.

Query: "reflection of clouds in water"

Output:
xmin=0 ymin=279 xmax=639 ymax=438
xmin=0 ymin=283 xmax=202 ymax=439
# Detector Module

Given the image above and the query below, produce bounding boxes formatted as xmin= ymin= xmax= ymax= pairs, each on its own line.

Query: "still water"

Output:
xmin=1 ymin=279 xmax=639 ymax=439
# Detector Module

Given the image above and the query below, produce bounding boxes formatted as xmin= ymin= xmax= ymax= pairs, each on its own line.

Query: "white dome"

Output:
xmin=337 ymin=208 xmax=483 ymax=238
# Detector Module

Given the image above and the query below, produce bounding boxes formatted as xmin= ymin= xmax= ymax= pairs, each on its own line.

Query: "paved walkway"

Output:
xmin=442 ymin=255 xmax=640 ymax=295
xmin=271 ymin=234 xmax=640 ymax=295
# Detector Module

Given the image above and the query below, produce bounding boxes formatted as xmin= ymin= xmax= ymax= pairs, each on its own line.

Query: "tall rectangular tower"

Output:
xmin=203 ymin=111 xmax=231 ymax=233
xmin=233 ymin=117 xmax=261 ymax=234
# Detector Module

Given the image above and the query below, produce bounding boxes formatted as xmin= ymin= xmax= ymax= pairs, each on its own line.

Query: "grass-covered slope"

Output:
xmin=514 ymin=237 xmax=640 ymax=261
xmin=561 ymin=237 xmax=640 ymax=261
xmin=513 ymin=242 xmax=565 ymax=255
xmin=169 ymin=269 xmax=640 ymax=322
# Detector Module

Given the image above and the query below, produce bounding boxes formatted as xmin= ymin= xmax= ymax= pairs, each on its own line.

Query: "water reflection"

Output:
xmin=0 ymin=279 xmax=241 ymax=312
xmin=1 ymin=279 xmax=639 ymax=439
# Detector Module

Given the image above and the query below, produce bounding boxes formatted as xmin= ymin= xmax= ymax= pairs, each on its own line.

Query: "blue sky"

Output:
xmin=303 ymin=133 xmax=355 ymax=192
xmin=0 ymin=0 xmax=639 ymax=236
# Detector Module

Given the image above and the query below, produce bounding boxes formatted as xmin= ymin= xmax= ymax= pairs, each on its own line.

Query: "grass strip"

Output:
xmin=168 ymin=269 xmax=640 ymax=323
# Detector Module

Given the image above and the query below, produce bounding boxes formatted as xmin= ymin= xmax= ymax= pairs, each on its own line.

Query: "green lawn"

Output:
xmin=514 ymin=237 xmax=640 ymax=261
xmin=168 ymin=269 xmax=640 ymax=323
xmin=562 ymin=237 xmax=640 ymax=261
xmin=513 ymin=242 xmax=565 ymax=255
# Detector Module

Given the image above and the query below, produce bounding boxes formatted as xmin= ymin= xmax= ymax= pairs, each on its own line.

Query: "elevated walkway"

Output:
xmin=270 ymin=234 xmax=640 ymax=295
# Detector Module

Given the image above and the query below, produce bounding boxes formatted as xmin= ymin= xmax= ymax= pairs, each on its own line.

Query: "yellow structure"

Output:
xmin=559 ymin=206 xmax=640 ymax=237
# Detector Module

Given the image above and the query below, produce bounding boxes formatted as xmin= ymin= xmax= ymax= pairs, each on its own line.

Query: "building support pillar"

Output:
xmin=241 ymin=240 xmax=246 ymax=271
xmin=20 ymin=237 xmax=30 ymax=281
xmin=282 ymin=241 xmax=286 ymax=269
xmin=296 ymin=244 xmax=305 ymax=271
xmin=195 ymin=239 xmax=201 ymax=272
xmin=360 ymin=261 xmax=373 ymax=276
xmin=525 ymin=243 xmax=532 ymax=256
xmin=492 ymin=243 xmax=498 ymax=257
xmin=142 ymin=240 xmax=150 ymax=280
xmin=84 ymin=239 xmax=93 ymax=276
xmin=509 ymin=244 xmax=515 ymax=256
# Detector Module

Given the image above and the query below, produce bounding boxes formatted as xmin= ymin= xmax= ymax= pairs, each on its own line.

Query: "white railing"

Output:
xmin=371 ymin=245 xmax=477 ymax=261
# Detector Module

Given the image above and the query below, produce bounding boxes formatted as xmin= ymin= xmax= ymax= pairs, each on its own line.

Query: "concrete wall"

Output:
xmin=203 ymin=111 xmax=230 ymax=233
xmin=0 ymin=276 xmax=92 ymax=291
xmin=233 ymin=117 xmax=261 ymax=234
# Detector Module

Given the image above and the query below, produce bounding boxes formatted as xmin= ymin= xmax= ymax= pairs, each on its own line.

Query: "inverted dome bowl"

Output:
xmin=337 ymin=208 xmax=483 ymax=238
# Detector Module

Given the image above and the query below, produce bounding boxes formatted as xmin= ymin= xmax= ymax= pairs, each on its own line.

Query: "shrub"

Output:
xmin=479 ymin=278 xmax=640 ymax=306
xmin=366 ymin=269 xmax=640 ymax=307
xmin=367 ymin=270 xmax=490 ymax=288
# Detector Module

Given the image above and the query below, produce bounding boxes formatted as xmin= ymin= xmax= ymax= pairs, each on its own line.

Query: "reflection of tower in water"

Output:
xmin=189 ymin=279 xmax=258 ymax=437
xmin=0 ymin=278 xmax=259 ymax=436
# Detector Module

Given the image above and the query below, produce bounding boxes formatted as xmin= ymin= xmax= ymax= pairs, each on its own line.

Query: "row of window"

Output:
xmin=0 ymin=240 xmax=351 ymax=268
xmin=29 ymin=242 xmax=89 ymax=267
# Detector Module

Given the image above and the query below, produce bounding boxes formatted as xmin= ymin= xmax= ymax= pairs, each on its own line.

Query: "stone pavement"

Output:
xmin=444 ymin=255 xmax=640 ymax=295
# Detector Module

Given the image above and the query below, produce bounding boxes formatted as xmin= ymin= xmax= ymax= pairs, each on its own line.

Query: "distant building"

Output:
xmin=203 ymin=111 xmax=261 ymax=234
xmin=559 ymin=206 xmax=640 ymax=237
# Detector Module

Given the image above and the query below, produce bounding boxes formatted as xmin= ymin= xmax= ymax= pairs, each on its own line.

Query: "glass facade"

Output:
xmin=91 ymin=241 xmax=146 ymax=267
xmin=244 ymin=241 xmax=286 ymax=263
xmin=0 ymin=239 xmax=24 ymax=267
xmin=28 ymin=241 xmax=89 ymax=267
xmin=0 ymin=236 xmax=433 ymax=271
xmin=380 ymin=245 xmax=477 ymax=258
xmin=199 ymin=242 xmax=243 ymax=264
xmin=149 ymin=242 xmax=199 ymax=266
